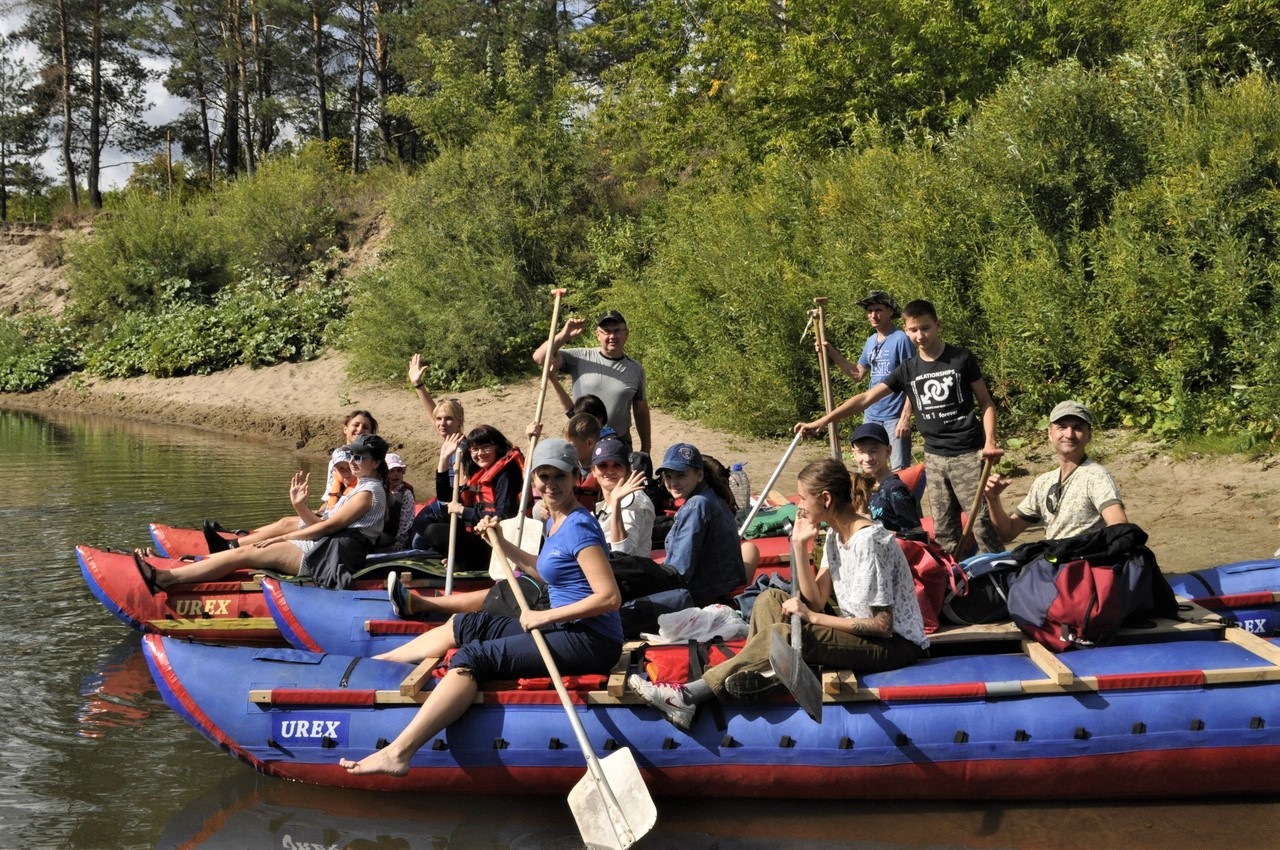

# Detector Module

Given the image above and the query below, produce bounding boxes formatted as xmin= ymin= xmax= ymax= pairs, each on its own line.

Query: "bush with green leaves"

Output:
xmin=212 ymin=146 xmax=347 ymax=278
xmin=63 ymin=191 xmax=229 ymax=325
xmin=603 ymin=158 xmax=821 ymax=435
xmin=345 ymin=53 xmax=598 ymax=386
xmin=0 ymin=314 xmax=81 ymax=392
xmin=82 ymin=265 xmax=346 ymax=379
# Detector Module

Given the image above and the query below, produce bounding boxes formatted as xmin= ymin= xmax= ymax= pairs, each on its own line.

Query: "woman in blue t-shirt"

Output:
xmin=340 ymin=438 xmax=622 ymax=778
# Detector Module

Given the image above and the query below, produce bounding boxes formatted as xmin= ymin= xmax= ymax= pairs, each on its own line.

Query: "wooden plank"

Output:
xmin=1223 ymin=627 xmax=1280 ymax=667
xmin=607 ymin=647 xmax=632 ymax=698
xmin=150 ymin=618 xmax=276 ymax=632
xmin=823 ymin=670 xmax=855 ymax=696
xmin=929 ymin=615 xmax=1223 ymax=646
xmin=399 ymin=655 xmax=442 ymax=698
xmin=1022 ymin=639 xmax=1076 ymax=686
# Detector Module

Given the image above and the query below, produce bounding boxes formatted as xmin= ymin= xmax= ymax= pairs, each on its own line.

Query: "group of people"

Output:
xmin=133 ymin=294 xmax=1130 ymax=776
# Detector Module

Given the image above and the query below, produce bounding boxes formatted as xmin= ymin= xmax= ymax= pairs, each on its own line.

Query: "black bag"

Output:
xmin=941 ymin=553 xmax=1022 ymax=626
xmin=481 ymin=574 xmax=549 ymax=618
xmin=608 ymin=552 xmax=683 ymax=602
xmin=301 ymin=530 xmax=373 ymax=590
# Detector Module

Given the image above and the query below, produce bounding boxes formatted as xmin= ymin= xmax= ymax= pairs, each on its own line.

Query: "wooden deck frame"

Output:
xmin=246 ymin=612 xmax=1280 ymax=709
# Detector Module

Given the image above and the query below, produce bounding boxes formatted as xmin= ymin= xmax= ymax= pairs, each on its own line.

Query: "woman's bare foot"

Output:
xmin=339 ymin=749 xmax=411 ymax=776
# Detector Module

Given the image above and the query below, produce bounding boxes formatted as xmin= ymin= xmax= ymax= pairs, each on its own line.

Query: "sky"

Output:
xmin=2 ymin=13 xmax=184 ymax=190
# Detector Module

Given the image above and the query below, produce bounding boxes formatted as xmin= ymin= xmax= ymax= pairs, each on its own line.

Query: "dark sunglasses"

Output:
xmin=349 ymin=454 xmax=366 ymax=463
xmin=1046 ymin=482 xmax=1062 ymax=514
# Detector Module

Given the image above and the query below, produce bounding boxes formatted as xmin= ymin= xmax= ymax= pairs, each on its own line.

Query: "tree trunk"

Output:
xmin=311 ymin=0 xmax=329 ymax=141
xmin=56 ymin=0 xmax=79 ymax=207
xmin=351 ymin=0 xmax=365 ymax=171
xmin=372 ymin=0 xmax=393 ymax=157
xmin=87 ymin=0 xmax=103 ymax=207
xmin=221 ymin=5 xmax=241 ymax=176
xmin=182 ymin=3 xmax=216 ymax=183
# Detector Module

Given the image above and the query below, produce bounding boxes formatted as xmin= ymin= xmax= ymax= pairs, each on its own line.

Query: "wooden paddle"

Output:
xmin=443 ymin=444 xmax=464 ymax=595
xmin=954 ymin=456 xmax=996 ymax=559
xmin=769 ymin=530 xmax=824 ymax=722
xmin=812 ymin=296 xmax=841 ymax=460
xmin=484 ymin=528 xmax=656 ymax=849
xmin=516 ymin=287 xmax=566 ymax=539
xmin=737 ymin=431 xmax=804 ymax=538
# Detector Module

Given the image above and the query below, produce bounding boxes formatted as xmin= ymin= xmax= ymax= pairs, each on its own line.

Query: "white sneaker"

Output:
xmin=628 ymin=674 xmax=695 ymax=731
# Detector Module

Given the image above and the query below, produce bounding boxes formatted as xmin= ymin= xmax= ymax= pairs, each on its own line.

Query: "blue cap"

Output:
xmin=590 ymin=437 xmax=630 ymax=469
xmin=656 ymin=443 xmax=703 ymax=474
xmin=850 ymin=422 xmax=891 ymax=446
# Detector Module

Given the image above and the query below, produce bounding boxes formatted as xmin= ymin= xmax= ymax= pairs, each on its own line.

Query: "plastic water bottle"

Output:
xmin=729 ymin=462 xmax=751 ymax=512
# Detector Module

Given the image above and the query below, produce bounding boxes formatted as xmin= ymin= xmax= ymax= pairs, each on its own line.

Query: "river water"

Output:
xmin=2 ymin=406 xmax=1279 ymax=849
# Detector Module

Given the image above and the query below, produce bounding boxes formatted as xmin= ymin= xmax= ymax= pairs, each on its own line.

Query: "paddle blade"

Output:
xmin=769 ymin=628 xmax=824 ymax=724
xmin=488 ymin=516 xmax=542 ymax=581
xmin=567 ymin=748 xmax=657 ymax=850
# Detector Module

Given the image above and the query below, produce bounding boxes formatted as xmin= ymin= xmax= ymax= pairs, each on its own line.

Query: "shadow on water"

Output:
xmin=3 ymin=407 xmax=1280 ymax=849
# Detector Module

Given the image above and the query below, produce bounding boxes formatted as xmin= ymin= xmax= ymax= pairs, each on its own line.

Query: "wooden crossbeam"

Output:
xmin=150 ymin=618 xmax=275 ymax=632
xmin=1223 ymin=627 xmax=1280 ymax=667
xmin=1022 ymin=638 xmax=1076 ymax=685
xmin=399 ymin=655 xmax=442 ymax=697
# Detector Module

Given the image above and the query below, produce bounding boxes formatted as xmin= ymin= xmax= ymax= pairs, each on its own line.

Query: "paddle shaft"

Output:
xmin=813 ymin=297 xmax=841 ymax=460
xmin=737 ymin=430 xmax=804 ymax=538
xmin=954 ymin=456 xmax=995 ymax=559
xmin=516 ymin=288 xmax=567 ymax=533
xmin=483 ymin=527 xmax=641 ymax=848
xmin=443 ymin=445 xmax=464 ymax=595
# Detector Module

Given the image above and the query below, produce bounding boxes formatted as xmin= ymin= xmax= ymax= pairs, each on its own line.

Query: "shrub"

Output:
xmin=0 ymin=314 xmax=81 ymax=391
xmin=212 ymin=146 xmax=347 ymax=278
xmin=63 ymin=192 xmax=229 ymax=324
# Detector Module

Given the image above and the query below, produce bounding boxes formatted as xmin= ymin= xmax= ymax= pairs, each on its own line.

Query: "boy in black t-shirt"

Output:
xmin=797 ymin=300 xmax=1003 ymax=554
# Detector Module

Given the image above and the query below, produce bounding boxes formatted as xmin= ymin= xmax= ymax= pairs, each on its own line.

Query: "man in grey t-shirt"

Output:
xmin=983 ymin=400 xmax=1128 ymax=543
xmin=533 ymin=309 xmax=651 ymax=453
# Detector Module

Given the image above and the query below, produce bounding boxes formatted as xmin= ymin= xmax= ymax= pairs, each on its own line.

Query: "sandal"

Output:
xmin=133 ymin=549 xmax=163 ymax=594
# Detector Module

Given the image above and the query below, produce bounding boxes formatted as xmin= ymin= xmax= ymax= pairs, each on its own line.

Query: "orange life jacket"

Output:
xmin=460 ymin=449 xmax=525 ymax=516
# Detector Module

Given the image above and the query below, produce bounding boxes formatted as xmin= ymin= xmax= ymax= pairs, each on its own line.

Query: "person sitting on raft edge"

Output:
xmin=136 ymin=434 xmax=390 ymax=591
xmin=630 ymin=457 xmax=928 ymax=730
xmin=340 ymin=438 xmax=623 ymax=777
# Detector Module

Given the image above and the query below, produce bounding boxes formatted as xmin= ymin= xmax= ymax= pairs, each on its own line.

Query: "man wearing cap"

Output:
xmin=825 ymin=290 xmax=915 ymax=470
xmin=984 ymin=401 xmax=1128 ymax=543
xmin=533 ymin=310 xmax=651 ymax=454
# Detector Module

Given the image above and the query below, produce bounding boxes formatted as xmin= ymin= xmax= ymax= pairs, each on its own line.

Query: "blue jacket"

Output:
xmin=663 ymin=482 xmax=745 ymax=604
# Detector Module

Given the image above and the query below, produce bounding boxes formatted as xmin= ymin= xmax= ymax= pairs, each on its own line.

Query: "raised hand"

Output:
xmin=408 ymin=353 xmax=428 ymax=388
xmin=607 ymin=469 xmax=648 ymax=510
xmin=289 ymin=471 xmax=310 ymax=505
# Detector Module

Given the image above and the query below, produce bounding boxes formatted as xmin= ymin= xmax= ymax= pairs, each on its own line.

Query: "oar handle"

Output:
xmin=443 ymin=445 xmax=464 ymax=595
xmin=812 ymin=297 xmax=840 ymax=460
xmin=517 ymin=287 xmax=567 ymax=532
xmin=737 ymin=431 xmax=804 ymax=538
xmin=954 ymin=456 xmax=996 ymax=559
xmin=790 ymin=532 xmax=805 ymax=653
xmin=483 ymin=527 xmax=637 ymax=847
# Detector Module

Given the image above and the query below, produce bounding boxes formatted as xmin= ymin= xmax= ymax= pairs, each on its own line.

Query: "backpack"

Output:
xmin=896 ymin=538 xmax=954 ymax=634
xmin=1006 ymin=547 xmax=1164 ymax=652
xmin=941 ymin=553 xmax=1022 ymax=626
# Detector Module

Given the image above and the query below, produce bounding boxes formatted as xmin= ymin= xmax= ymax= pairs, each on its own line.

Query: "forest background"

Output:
xmin=1 ymin=0 xmax=1280 ymax=444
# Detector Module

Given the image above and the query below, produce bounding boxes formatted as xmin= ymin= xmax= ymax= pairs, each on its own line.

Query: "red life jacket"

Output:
xmin=460 ymin=449 xmax=525 ymax=515
xmin=574 ymin=469 xmax=601 ymax=511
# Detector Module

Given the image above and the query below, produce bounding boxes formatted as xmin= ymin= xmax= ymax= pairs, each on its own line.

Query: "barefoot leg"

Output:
xmin=340 ymin=668 xmax=477 ymax=776
xmin=374 ymin=616 xmax=459 ymax=663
